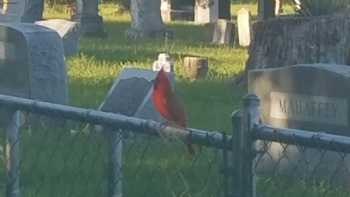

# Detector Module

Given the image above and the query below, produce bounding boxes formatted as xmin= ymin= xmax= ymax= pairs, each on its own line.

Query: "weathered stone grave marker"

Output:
xmin=100 ymin=68 xmax=174 ymax=121
xmin=183 ymin=56 xmax=208 ymax=80
xmin=98 ymin=68 xmax=175 ymax=197
xmin=248 ymin=64 xmax=350 ymax=184
xmin=211 ymin=19 xmax=235 ymax=45
xmin=237 ymin=8 xmax=251 ymax=47
xmin=36 ymin=19 xmax=80 ymax=57
xmin=0 ymin=23 xmax=67 ymax=105
xmin=195 ymin=0 xmax=219 ymax=24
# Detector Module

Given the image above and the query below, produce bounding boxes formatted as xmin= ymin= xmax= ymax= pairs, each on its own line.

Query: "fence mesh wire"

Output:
xmin=0 ymin=111 xmax=227 ymax=197
xmin=254 ymin=137 xmax=350 ymax=197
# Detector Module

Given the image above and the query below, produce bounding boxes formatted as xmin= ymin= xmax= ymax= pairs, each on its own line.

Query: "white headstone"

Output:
xmin=237 ymin=8 xmax=251 ymax=47
xmin=161 ymin=0 xmax=172 ymax=22
xmin=195 ymin=0 xmax=219 ymax=24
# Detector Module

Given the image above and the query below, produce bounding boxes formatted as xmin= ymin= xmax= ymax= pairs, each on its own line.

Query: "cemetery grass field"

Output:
xmin=45 ymin=3 xmax=249 ymax=132
xmin=0 ymin=2 xmax=346 ymax=197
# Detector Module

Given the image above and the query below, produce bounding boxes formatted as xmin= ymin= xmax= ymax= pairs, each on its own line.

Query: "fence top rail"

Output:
xmin=254 ymin=124 xmax=350 ymax=154
xmin=0 ymin=94 xmax=230 ymax=149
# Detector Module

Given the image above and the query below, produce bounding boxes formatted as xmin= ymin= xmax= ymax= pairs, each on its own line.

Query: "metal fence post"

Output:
xmin=107 ymin=128 xmax=123 ymax=197
xmin=232 ymin=94 xmax=260 ymax=197
xmin=5 ymin=110 xmax=21 ymax=197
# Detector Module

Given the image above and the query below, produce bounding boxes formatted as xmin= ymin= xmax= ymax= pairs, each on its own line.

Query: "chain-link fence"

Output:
xmin=0 ymin=94 xmax=232 ymax=197
xmin=232 ymin=94 xmax=350 ymax=197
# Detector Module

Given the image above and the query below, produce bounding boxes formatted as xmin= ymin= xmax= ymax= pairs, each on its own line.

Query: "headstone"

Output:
xmin=258 ymin=0 xmax=275 ymax=20
xmin=248 ymin=64 xmax=350 ymax=184
xmin=183 ymin=56 xmax=208 ymax=80
xmin=71 ymin=0 xmax=106 ymax=37
xmin=274 ymin=0 xmax=283 ymax=15
xmin=99 ymin=68 xmax=175 ymax=122
xmin=35 ymin=19 xmax=80 ymax=57
xmin=170 ymin=9 xmax=194 ymax=21
xmin=161 ymin=0 xmax=172 ymax=22
xmin=0 ymin=23 xmax=68 ymax=124
xmin=237 ymin=8 xmax=251 ymax=47
xmin=195 ymin=0 xmax=219 ymax=24
xmin=21 ymin=0 xmax=44 ymax=22
xmin=126 ymin=0 xmax=166 ymax=39
xmin=211 ymin=19 xmax=235 ymax=45
xmin=152 ymin=53 xmax=174 ymax=72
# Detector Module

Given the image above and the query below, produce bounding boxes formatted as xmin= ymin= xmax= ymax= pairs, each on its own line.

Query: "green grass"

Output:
xmin=0 ymin=3 xmax=347 ymax=197
xmin=45 ymin=2 xmax=247 ymax=132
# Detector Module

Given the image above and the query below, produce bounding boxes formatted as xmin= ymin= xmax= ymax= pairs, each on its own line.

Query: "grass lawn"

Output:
xmin=44 ymin=3 xmax=250 ymax=132
xmin=0 ymin=2 xmax=347 ymax=197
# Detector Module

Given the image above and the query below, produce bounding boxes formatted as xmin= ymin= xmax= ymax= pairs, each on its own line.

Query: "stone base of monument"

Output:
xmin=72 ymin=14 xmax=106 ymax=38
xmin=246 ymin=14 xmax=350 ymax=72
xmin=249 ymin=64 xmax=350 ymax=187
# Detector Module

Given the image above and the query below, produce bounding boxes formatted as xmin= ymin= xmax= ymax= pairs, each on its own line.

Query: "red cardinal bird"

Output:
xmin=152 ymin=69 xmax=195 ymax=155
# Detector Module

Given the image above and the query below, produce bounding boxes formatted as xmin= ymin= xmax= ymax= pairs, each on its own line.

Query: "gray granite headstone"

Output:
xmin=0 ymin=23 xmax=67 ymax=126
xmin=99 ymin=68 xmax=174 ymax=122
xmin=248 ymin=64 xmax=350 ymax=185
xmin=35 ymin=19 xmax=80 ymax=57
xmin=237 ymin=8 xmax=251 ymax=47
xmin=0 ymin=23 xmax=67 ymax=103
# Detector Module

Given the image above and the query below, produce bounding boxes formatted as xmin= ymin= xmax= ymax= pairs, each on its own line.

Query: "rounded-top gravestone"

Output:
xmin=0 ymin=23 xmax=68 ymax=118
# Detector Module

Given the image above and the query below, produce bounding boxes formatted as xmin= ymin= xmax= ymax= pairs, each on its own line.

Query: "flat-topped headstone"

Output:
xmin=237 ymin=8 xmax=251 ymax=47
xmin=0 ymin=23 xmax=68 ymax=124
xmin=248 ymin=64 xmax=350 ymax=184
xmin=195 ymin=0 xmax=219 ymax=24
xmin=36 ymin=19 xmax=80 ymax=57
xmin=211 ymin=19 xmax=235 ymax=45
xmin=99 ymin=68 xmax=174 ymax=122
